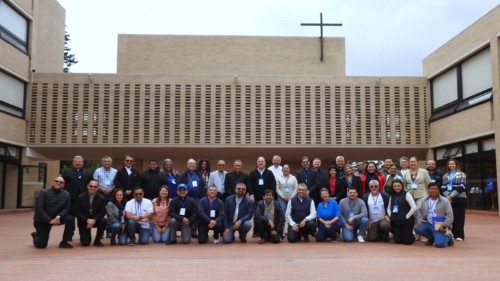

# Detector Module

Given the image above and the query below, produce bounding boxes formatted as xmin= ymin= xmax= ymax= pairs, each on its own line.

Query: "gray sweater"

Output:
xmin=339 ymin=197 xmax=368 ymax=224
xmin=416 ymin=195 xmax=454 ymax=228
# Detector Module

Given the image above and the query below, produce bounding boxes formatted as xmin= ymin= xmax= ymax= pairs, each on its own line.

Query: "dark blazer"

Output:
xmin=141 ymin=169 xmax=167 ymax=200
xmin=362 ymin=192 xmax=390 ymax=221
xmin=34 ymin=188 xmax=71 ymax=223
xmin=224 ymin=171 xmax=249 ymax=197
xmin=223 ymin=195 xmax=254 ymax=228
xmin=179 ymin=170 xmax=206 ymax=199
xmin=334 ymin=175 xmax=362 ymax=202
xmin=169 ymin=196 xmax=199 ymax=224
xmin=61 ymin=167 xmax=93 ymax=204
xmin=310 ymin=169 xmax=329 ymax=203
xmin=247 ymin=169 xmax=276 ymax=202
xmin=296 ymin=168 xmax=316 ymax=188
xmin=198 ymin=197 xmax=225 ymax=226
xmin=114 ymin=167 xmax=141 ymax=193
xmin=73 ymin=192 xmax=107 ymax=222
xmin=254 ymin=200 xmax=285 ymax=236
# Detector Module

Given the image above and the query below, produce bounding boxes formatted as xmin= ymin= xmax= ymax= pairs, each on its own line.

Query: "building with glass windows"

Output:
xmin=0 ymin=0 xmax=499 ymax=212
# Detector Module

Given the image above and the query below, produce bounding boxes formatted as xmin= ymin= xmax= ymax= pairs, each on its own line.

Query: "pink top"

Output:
xmin=152 ymin=198 xmax=170 ymax=227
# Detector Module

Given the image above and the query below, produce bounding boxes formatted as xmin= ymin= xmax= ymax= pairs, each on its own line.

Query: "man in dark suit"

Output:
xmin=309 ymin=158 xmax=329 ymax=204
xmin=296 ymin=156 xmax=316 ymax=193
xmin=224 ymin=159 xmax=249 ymax=200
xmin=247 ymin=157 xmax=276 ymax=202
xmin=73 ymin=179 xmax=107 ymax=247
xmin=168 ymin=184 xmax=199 ymax=244
xmin=114 ymin=155 xmax=141 ymax=199
xmin=141 ymin=159 xmax=166 ymax=200
xmin=223 ymin=183 xmax=254 ymax=243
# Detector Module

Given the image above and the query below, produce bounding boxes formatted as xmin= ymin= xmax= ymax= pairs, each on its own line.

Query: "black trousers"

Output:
xmin=255 ymin=219 xmax=282 ymax=243
xmin=77 ymin=217 xmax=107 ymax=246
xmin=391 ymin=217 xmax=415 ymax=245
xmin=33 ymin=215 xmax=74 ymax=248
xmin=452 ymin=202 xmax=467 ymax=239
xmin=287 ymin=220 xmax=317 ymax=243
xmin=198 ymin=222 xmax=223 ymax=244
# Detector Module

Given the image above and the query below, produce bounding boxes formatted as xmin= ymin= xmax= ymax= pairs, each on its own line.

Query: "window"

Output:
xmin=0 ymin=0 xmax=29 ymax=52
xmin=430 ymin=46 xmax=493 ymax=121
xmin=0 ymin=71 xmax=26 ymax=118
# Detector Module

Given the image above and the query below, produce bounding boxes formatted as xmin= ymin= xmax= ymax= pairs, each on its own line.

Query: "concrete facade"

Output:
xmin=117 ymin=35 xmax=346 ymax=76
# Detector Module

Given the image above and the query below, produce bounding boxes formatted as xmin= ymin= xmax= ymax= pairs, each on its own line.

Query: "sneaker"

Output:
xmin=420 ymin=237 xmax=428 ymax=243
xmin=331 ymin=239 xmax=338 ymax=243
xmin=93 ymin=239 xmax=104 ymax=247
xmin=357 ymin=235 xmax=365 ymax=243
xmin=456 ymin=238 xmax=463 ymax=241
xmin=213 ymin=239 xmax=220 ymax=244
xmin=258 ymin=239 xmax=266 ymax=244
xmin=128 ymin=239 xmax=135 ymax=246
xmin=59 ymin=241 xmax=73 ymax=249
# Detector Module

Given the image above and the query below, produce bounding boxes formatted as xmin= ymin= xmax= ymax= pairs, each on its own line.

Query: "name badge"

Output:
xmin=171 ymin=179 xmax=176 ymax=184
xmin=210 ymin=210 xmax=216 ymax=218
xmin=447 ymin=184 xmax=452 ymax=191
xmin=373 ymin=206 xmax=380 ymax=214
xmin=392 ymin=205 xmax=399 ymax=213
xmin=349 ymin=211 xmax=354 ymax=218
xmin=179 ymin=208 xmax=186 ymax=216
xmin=192 ymin=181 xmax=198 ymax=187
xmin=258 ymin=179 xmax=264 ymax=186
xmin=284 ymin=186 xmax=290 ymax=194
xmin=411 ymin=183 xmax=417 ymax=189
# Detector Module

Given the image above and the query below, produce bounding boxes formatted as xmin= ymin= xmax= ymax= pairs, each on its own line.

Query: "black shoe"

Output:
xmin=447 ymin=236 xmax=454 ymax=247
xmin=425 ymin=238 xmax=435 ymax=246
xmin=191 ymin=233 xmax=198 ymax=239
xmin=93 ymin=239 xmax=104 ymax=247
xmin=128 ymin=238 xmax=135 ymax=246
xmin=165 ymin=240 xmax=177 ymax=245
xmin=240 ymin=238 xmax=247 ymax=243
xmin=110 ymin=238 xmax=116 ymax=246
xmin=59 ymin=241 xmax=73 ymax=249
xmin=68 ymin=238 xmax=73 ymax=242
xmin=303 ymin=236 xmax=310 ymax=242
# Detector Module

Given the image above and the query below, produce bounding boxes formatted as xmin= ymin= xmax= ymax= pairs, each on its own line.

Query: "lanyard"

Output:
xmin=218 ymin=172 xmax=225 ymax=184
xmin=135 ymin=201 xmax=142 ymax=216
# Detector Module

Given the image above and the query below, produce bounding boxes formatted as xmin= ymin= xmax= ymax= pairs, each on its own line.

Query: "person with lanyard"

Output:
xmin=207 ymin=159 xmax=228 ymax=200
xmin=296 ymin=156 xmax=315 ymax=190
xmin=315 ymin=188 xmax=342 ymax=243
xmin=223 ymin=183 xmax=254 ymax=244
xmin=335 ymin=156 xmax=347 ymax=180
xmin=384 ymin=164 xmax=401 ymax=194
xmin=362 ymin=180 xmax=391 ymax=242
xmin=73 ymin=180 xmax=107 ymax=247
xmin=93 ymin=156 xmax=118 ymax=202
xmin=309 ymin=158 xmax=328 ymax=204
xmin=151 ymin=186 xmax=172 ymax=244
xmin=387 ymin=179 xmax=417 ymax=245
xmin=168 ymin=183 xmax=199 ymax=244
xmin=285 ymin=183 xmax=317 ymax=243
xmin=339 ymin=186 xmax=368 ymax=242
xmin=254 ymin=189 xmax=285 ymax=244
xmin=114 ymin=155 xmax=140 ymax=200
xmin=106 ymin=189 xmax=127 ymax=245
xmin=360 ymin=161 xmax=385 ymax=196
xmin=160 ymin=158 xmax=180 ymax=199
xmin=31 ymin=176 xmax=74 ymax=249
xmin=334 ymin=165 xmax=362 ymax=202
xmin=275 ymin=164 xmax=298 ymax=215
xmin=224 ymin=159 xmax=249 ymax=199
xmin=124 ymin=187 xmax=154 ymax=246
xmin=414 ymin=182 xmax=454 ymax=247
xmin=61 ymin=155 xmax=93 ymax=241
xmin=442 ymin=159 xmax=467 ymax=241
xmin=426 ymin=159 xmax=443 ymax=189
xmin=180 ymin=158 xmax=205 ymax=201
xmin=403 ymin=156 xmax=431 ymax=208
xmin=248 ymin=156 xmax=276 ymax=237
xmin=198 ymin=185 xmax=225 ymax=244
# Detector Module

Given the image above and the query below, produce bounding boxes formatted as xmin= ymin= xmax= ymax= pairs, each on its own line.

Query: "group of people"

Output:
xmin=31 ymin=154 xmax=467 ymax=249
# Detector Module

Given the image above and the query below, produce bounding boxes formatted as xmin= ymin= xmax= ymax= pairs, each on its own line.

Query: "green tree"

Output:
xmin=63 ymin=31 xmax=78 ymax=73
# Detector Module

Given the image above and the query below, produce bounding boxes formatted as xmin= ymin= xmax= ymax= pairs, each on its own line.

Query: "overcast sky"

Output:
xmin=58 ymin=0 xmax=498 ymax=76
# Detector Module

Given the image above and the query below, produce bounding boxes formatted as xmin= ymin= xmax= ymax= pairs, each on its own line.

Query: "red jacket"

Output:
xmin=360 ymin=172 xmax=385 ymax=194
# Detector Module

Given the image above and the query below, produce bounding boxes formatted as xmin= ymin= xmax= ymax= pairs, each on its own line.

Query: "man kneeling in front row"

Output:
xmin=254 ymin=189 xmax=285 ymax=244
xmin=285 ymin=183 xmax=317 ymax=242
xmin=73 ymin=180 xmax=107 ymax=247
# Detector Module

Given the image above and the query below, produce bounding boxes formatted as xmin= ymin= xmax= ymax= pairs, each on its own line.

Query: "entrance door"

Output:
xmin=18 ymin=164 xmax=47 ymax=208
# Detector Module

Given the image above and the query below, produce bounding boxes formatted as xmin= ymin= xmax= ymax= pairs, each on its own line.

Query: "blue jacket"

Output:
xmin=198 ymin=196 xmax=225 ymax=226
xmin=223 ymin=195 xmax=254 ymax=228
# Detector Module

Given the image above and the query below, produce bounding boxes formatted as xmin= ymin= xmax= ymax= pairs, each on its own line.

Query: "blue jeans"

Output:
xmin=223 ymin=221 xmax=252 ymax=244
xmin=152 ymin=225 xmax=172 ymax=243
xmin=277 ymin=197 xmax=289 ymax=213
xmin=415 ymin=222 xmax=451 ymax=248
xmin=127 ymin=221 xmax=151 ymax=245
xmin=342 ymin=217 xmax=369 ymax=242
xmin=108 ymin=222 xmax=127 ymax=245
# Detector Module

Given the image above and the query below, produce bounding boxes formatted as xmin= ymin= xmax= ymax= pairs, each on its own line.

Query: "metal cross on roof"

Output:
xmin=301 ymin=13 xmax=342 ymax=62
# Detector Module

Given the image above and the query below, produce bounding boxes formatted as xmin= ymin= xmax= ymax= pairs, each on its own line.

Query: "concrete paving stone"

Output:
xmin=0 ymin=210 xmax=499 ymax=281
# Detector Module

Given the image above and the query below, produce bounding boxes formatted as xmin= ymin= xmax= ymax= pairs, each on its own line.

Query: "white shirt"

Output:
xmin=367 ymin=193 xmax=386 ymax=222
xmin=93 ymin=167 xmax=118 ymax=190
xmin=125 ymin=198 xmax=153 ymax=228
xmin=285 ymin=197 xmax=317 ymax=227
xmin=276 ymin=174 xmax=298 ymax=199
xmin=268 ymin=165 xmax=283 ymax=179
xmin=207 ymin=170 xmax=228 ymax=193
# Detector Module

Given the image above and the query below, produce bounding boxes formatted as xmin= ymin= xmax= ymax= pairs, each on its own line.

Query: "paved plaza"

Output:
xmin=0 ymin=210 xmax=499 ymax=281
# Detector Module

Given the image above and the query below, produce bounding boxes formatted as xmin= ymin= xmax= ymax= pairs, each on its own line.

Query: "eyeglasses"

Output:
xmin=54 ymin=180 xmax=65 ymax=184
xmin=134 ymin=193 xmax=144 ymax=196
xmin=369 ymin=185 xmax=378 ymax=188
xmin=218 ymin=164 xmax=225 ymax=166
xmin=88 ymin=185 xmax=98 ymax=188
xmin=125 ymin=160 xmax=134 ymax=163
